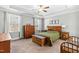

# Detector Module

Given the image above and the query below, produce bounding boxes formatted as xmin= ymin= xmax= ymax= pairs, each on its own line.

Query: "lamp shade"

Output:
xmin=62 ymin=25 xmax=66 ymax=28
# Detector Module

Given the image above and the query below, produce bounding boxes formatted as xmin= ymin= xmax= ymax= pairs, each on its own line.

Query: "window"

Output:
xmin=7 ymin=13 xmax=21 ymax=40
xmin=44 ymin=19 xmax=50 ymax=30
xmin=8 ymin=13 xmax=20 ymax=32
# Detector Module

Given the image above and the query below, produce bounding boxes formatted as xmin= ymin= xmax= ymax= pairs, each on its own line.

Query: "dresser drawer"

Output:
xmin=0 ymin=40 xmax=10 ymax=53
xmin=61 ymin=32 xmax=69 ymax=40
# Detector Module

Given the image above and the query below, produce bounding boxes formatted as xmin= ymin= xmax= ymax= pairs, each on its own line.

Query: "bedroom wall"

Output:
xmin=22 ymin=15 xmax=33 ymax=25
xmin=0 ymin=11 xmax=5 ymax=33
xmin=75 ymin=13 xmax=79 ymax=36
xmin=45 ymin=11 xmax=79 ymax=36
xmin=0 ymin=10 xmax=23 ymax=39
xmin=0 ymin=10 xmax=33 ymax=39
xmin=21 ymin=15 xmax=34 ymax=38
xmin=4 ymin=13 xmax=33 ymax=39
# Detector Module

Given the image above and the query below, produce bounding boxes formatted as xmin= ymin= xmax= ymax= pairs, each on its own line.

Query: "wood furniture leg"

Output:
xmin=41 ymin=39 xmax=45 ymax=46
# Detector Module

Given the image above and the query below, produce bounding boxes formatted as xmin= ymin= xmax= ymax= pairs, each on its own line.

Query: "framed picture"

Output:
xmin=50 ymin=19 xmax=59 ymax=24
xmin=55 ymin=20 xmax=59 ymax=24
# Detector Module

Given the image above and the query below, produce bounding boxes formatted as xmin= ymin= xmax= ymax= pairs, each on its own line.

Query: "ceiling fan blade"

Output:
xmin=44 ymin=6 xmax=49 ymax=9
xmin=39 ymin=5 xmax=49 ymax=9
xmin=43 ymin=10 xmax=47 ymax=12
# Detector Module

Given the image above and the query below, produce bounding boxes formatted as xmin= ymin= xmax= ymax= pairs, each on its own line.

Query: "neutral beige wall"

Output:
xmin=0 ymin=11 xmax=5 ymax=33
xmin=45 ymin=11 xmax=79 ymax=36
xmin=22 ymin=15 xmax=33 ymax=25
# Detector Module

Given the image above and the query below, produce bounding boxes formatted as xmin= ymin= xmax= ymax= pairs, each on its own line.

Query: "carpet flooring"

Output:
xmin=11 ymin=38 xmax=65 ymax=53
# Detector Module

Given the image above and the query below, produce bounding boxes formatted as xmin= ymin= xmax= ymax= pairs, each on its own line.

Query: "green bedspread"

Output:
xmin=39 ymin=31 xmax=60 ymax=42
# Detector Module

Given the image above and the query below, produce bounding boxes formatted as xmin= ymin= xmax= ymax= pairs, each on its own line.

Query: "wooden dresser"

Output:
xmin=23 ymin=24 xmax=35 ymax=39
xmin=0 ymin=33 xmax=10 ymax=53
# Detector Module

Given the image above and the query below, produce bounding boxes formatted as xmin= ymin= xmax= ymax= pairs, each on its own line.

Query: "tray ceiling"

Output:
xmin=0 ymin=5 xmax=79 ymax=17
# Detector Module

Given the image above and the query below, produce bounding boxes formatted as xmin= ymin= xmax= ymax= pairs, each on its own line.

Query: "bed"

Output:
xmin=37 ymin=26 xmax=62 ymax=46
xmin=39 ymin=31 xmax=59 ymax=42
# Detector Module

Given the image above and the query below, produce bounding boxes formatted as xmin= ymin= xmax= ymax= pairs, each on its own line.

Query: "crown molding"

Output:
xmin=0 ymin=6 xmax=33 ymax=17
xmin=44 ymin=8 xmax=79 ymax=18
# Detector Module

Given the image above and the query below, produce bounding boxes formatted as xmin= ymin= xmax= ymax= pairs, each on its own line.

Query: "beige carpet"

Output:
xmin=11 ymin=38 xmax=65 ymax=53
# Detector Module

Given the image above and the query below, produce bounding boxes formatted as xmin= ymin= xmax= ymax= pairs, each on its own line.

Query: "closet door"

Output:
xmin=0 ymin=11 xmax=4 ymax=33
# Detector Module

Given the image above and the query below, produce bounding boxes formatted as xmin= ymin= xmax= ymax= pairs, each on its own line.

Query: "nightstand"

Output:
xmin=61 ymin=32 xmax=69 ymax=40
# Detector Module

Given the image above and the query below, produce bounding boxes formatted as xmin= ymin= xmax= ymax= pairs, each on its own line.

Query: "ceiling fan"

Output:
xmin=38 ymin=5 xmax=49 ymax=12
xmin=35 ymin=5 xmax=49 ymax=16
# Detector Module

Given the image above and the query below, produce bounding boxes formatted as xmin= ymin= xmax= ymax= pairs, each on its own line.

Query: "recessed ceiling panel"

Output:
xmin=9 ymin=5 xmax=79 ymax=17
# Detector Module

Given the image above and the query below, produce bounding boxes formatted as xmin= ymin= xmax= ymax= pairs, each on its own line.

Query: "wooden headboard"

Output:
xmin=47 ymin=26 xmax=62 ymax=32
